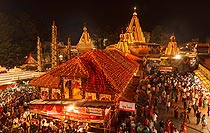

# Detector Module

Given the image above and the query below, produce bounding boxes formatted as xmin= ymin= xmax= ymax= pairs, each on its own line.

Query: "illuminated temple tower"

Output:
xmin=165 ymin=34 xmax=180 ymax=57
xmin=76 ymin=25 xmax=94 ymax=53
xmin=125 ymin=7 xmax=146 ymax=43
xmin=116 ymin=8 xmax=149 ymax=57
xmin=116 ymin=7 xmax=148 ymax=56
xmin=37 ymin=36 xmax=42 ymax=71
xmin=116 ymin=30 xmax=130 ymax=53
xmin=51 ymin=21 xmax=58 ymax=68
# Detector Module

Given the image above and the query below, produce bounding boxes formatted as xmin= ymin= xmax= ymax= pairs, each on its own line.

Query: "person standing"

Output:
xmin=207 ymin=104 xmax=210 ymax=116
xmin=152 ymin=113 xmax=158 ymax=125
xmin=187 ymin=101 xmax=192 ymax=113
xmin=173 ymin=128 xmax=179 ymax=133
xmin=166 ymin=101 xmax=171 ymax=112
xmin=196 ymin=111 xmax=201 ymax=125
xmin=151 ymin=126 xmax=157 ymax=133
xmin=174 ymin=106 xmax=179 ymax=119
xmin=193 ymin=103 xmax=198 ymax=116
xmin=165 ymin=120 xmax=171 ymax=133
xmin=201 ymin=114 xmax=207 ymax=129
xmin=181 ymin=122 xmax=187 ymax=133
xmin=159 ymin=119 xmax=165 ymax=129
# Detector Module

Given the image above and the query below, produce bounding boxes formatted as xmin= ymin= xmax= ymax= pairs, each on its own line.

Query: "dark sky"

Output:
xmin=1 ymin=0 xmax=210 ymax=44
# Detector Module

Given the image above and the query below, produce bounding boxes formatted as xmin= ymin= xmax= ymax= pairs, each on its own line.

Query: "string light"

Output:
xmin=29 ymin=49 xmax=139 ymax=96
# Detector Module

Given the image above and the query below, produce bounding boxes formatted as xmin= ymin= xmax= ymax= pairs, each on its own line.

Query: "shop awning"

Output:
xmin=29 ymin=99 xmax=113 ymax=108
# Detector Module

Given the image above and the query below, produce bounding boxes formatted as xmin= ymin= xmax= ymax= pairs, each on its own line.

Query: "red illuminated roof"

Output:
xmin=51 ymin=56 xmax=89 ymax=78
xmin=29 ymin=49 xmax=139 ymax=92
xmin=29 ymin=70 xmax=60 ymax=88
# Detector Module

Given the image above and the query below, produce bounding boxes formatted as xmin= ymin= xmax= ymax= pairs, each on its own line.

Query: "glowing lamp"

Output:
xmin=67 ymin=105 xmax=74 ymax=111
xmin=73 ymin=109 xmax=79 ymax=113
xmin=174 ymin=54 xmax=181 ymax=59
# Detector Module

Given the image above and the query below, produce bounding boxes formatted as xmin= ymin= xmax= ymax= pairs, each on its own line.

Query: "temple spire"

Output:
xmin=37 ymin=36 xmax=42 ymax=71
xmin=67 ymin=37 xmax=71 ymax=60
xmin=133 ymin=6 xmax=137 ymax=14
xmin=165 ymin=33 xmax=180 ymax=56
xmin=76 ymin=24 xmax=94 ymax=53
xmin=126 ymin=7 xmax=145 ymax=43
xmin=51 ymin=20 xmax=58 ymax=68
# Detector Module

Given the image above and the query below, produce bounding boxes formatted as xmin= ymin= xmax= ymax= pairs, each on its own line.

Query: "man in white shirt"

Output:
xmin=173 ymin=128 xmax=179 ymax=133
xmin=151 ymin=126 xmax=157 ymax=133
xmin=152 ymin=113 xmax=158 ymax=124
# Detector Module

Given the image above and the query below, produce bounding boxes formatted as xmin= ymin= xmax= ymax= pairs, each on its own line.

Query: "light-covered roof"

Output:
xmin=0 ymin=71 xmax=45 ymax=86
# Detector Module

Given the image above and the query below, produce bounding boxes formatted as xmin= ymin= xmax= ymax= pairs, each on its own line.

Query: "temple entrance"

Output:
xmin=64 ymin=80 xmax=72 ymax=99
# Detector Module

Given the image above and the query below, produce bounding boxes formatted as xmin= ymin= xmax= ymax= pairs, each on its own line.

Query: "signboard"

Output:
xmin=86 ymin=107 xmax=103 ymax=116
xmin=159 ymin=67 xmax=172 ymax=72
xmin=119 ymin=101 xmax=135 ymax=112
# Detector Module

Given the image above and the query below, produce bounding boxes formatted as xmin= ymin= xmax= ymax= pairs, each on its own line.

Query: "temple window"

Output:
xmin=72 ymin=80 xmax=82 ymax=99
xmin=51 ymin=88 xmax=61 ymax=100
xmin=85 ymin=92 xmax=96 ymax=101
xmin=64 ymin=80 xmax=72 ymax=99
xmin=99 ymin=94 xmax=111 ymax=101
xmin=41 ymin=87 xmax=49 ymax=100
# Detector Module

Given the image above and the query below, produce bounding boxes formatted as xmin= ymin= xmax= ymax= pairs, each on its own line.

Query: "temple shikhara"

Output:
xmin=164 ymin=34 xmax=180 ymax=57
xmin=115 ymin=7 xmax=160 ymax=61
xmin=116 ymin=7 xmax=148 ymax=56
xmin=76 ymin=25 xmax=94 ymax=53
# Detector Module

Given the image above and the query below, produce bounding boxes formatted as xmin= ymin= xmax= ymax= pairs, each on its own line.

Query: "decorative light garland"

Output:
xmin=29 ymin=49 xmax=139 ymax=97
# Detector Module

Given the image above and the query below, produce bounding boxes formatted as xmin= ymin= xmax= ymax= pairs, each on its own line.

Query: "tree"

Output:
xmin=144 ymin=32 xmax=150 ymax=43
xmin=150 ymin=25 xmax=170 ymax=46
xmin=91 ymin=26 xmax=119 ymax=49
xmin=0 ymin=11 xmax=37 ymax=68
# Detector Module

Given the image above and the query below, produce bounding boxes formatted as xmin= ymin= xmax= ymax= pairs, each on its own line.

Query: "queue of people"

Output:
xmin=118 ymin=70 xmax=210 ymax=133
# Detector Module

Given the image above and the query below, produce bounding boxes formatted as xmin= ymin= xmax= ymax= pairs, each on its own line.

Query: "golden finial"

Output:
xmin=83 ymin=22 xmax=87 ymax=31
xmin=134 ymin=6 xmax=137 ymax=12
xmin=133 ymin=6 xmax=137 ymax=16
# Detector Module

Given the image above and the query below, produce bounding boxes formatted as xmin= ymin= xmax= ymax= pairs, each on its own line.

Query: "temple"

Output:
xmin=115 ymin=7 xmax=148 ymax=56
xmin=76 ymin=25 xmax=94 ymax=53
xmin=20 ymin=53 xmax=37 ymax=71
xmin=29 ymin=49 xmax=139 ymax=131
xmin=115 ymin=7 xmax=160 ymax=59
xmin=116 ymin=30 xmax=130 ymax=53
xmin=125 ymin=7 xmax=146 ymax=43
xmin=164 ymin=34 xmax=180 ymax=56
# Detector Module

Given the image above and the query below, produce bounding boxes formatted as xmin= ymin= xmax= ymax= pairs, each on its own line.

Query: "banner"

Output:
xmin=159 ymin=67 xmax=172 ymax=72
xmin=119 ymin=101 xmax=135 ymax=112
xmin=86 ymin=107 xmax=103 ymax=116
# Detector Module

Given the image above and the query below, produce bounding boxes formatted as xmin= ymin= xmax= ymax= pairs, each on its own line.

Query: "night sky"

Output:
xmin=1 ymin=0 xmax=210 ymax=44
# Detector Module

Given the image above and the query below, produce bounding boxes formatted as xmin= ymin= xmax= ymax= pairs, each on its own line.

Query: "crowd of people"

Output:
xmin=118 ymin=70 xmax=210 ymax=133
xmin=0 ymin=83 xmax=96 ymax=133
xmin=1 ymin=69 xmax=210 ymax=133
